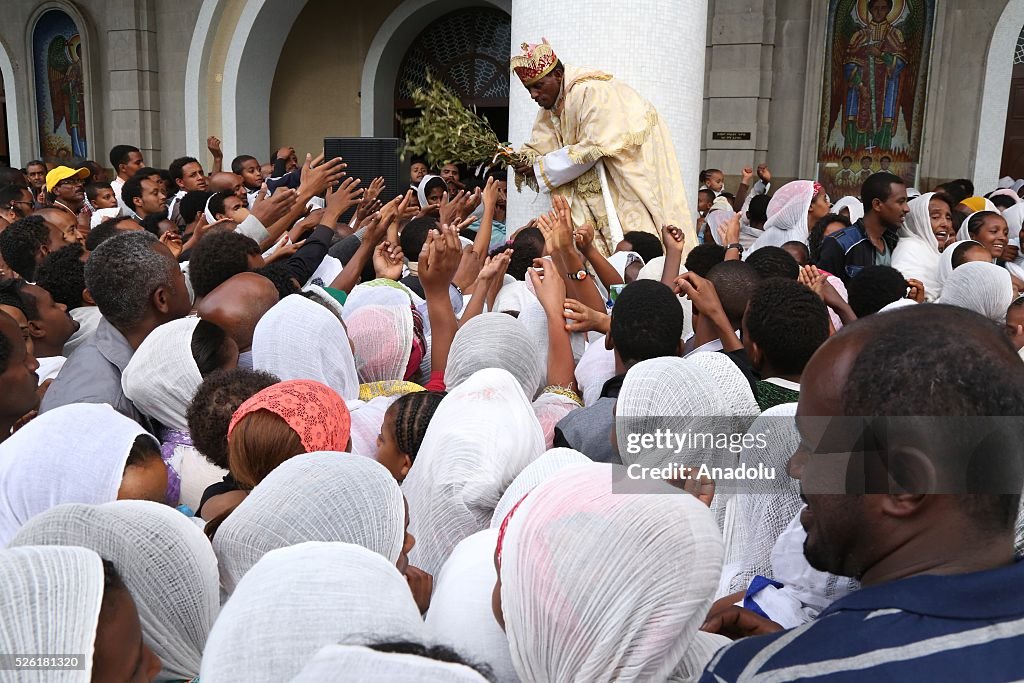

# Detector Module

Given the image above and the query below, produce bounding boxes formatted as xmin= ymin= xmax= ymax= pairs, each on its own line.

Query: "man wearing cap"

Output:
xmin=46 ymin=165 xmax=90 ymax=217
xmin=511 ymin=40 xmax=695 ymax=257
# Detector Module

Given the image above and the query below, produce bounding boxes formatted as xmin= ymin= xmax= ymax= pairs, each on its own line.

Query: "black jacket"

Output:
xmin=816 ymin=219 xmax=899 ymax=284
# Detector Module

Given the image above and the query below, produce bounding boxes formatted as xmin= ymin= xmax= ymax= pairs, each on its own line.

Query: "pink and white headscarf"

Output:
xmin=750 ymin=180 xmax=822 ymax=252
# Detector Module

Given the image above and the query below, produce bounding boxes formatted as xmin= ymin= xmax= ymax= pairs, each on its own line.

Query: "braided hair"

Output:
xmin=391 ymin=391 xmax=446 ymax=462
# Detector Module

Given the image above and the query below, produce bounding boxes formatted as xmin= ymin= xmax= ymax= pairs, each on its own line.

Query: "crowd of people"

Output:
xmin=0 ymin=134 xmax=1021 ymax=683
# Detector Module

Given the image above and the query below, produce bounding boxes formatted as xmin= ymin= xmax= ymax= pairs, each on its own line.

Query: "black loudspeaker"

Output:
xmin=323 ymin=137 xmax=406 ymax=204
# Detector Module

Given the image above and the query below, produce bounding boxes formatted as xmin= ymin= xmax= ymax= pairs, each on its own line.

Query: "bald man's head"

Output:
xmin=208 ymin=172 xmax=247 ymax=205
xmin=197 ymin=272 xmax=279 ymax=350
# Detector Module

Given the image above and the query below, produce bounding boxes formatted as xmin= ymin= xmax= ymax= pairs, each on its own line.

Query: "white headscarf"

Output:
xmin=200 ymin=542 xmax=427 ymax=683
xmin=615 ymin=357 xmax=731 ymax=469
xmin=11 ymin=501 xmax=219 ymax=682
xmin=403 ymin=368 xmax=545 ymax=576
xmin=574 ymin=338 xmax=616 ymax=407
xmin=891 ymin=192 xmax=943 ymax=301
xmin=956 ymin=206 xmax=999 ymax=242
xmin=348 ymin=396 xmax=396 ymax=458
xmin=0 ymin=545 xmax=105 ymax=683
xmin=302 ymin=283 xmax=345 ymax=321
xmin=122 ymin=316 xmax=204 ymax=431
xmin=937 ymin=239 xmax=984 ymax=289
xmin=213 ymin=452 xmax=405 ymax=595
xmin=424 ymin=529 xmax=518 ymax=683
xmin=1002 ymin=203 xmax=1024 ymax=280
xmin=990 ymin=188 xmax=1022 ymax=207
xmin=686 ymin=351 xmax=760 ymax=417
xmin=252 ymin=294 xmax=360 ymax=402
xmin=490 ymin=447 xmax=592 ymax=529
xmin=936 ymin=260 xmax=1015 ymax=323
xmin=0 ymin=403 xmax=156 ymax=547
xmin=499 ymin=463 xmax=724 ymax=683
xmin=704 ymin=210 xmax=735 ymax=247
xmin=516 ymin=296 xmax=585 ymax=377
xmin=346 ymin=304 xmax=414 ymax=383
xmin=289 ymin=645 xmax=491 ymax=683
xmin=607 ymin=250 xmax=645 ymax=277
xmin=343 ymin=280 xmax=422 ymax=320
xmin=416 ymin=174 xmax=445 ymax=208
xmin=717 ymin=403 xmax=803 ymax=597
xmin=445 ymin=313 xmax=543 ymax=400
xmin=493 ymin=280 xmax=533 ymax=315
xmin=751 ymin=180 xmax=818 ymax=252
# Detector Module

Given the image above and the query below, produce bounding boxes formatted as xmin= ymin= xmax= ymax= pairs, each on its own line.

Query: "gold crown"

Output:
xmin=511 ymin=41 xmax=558 ymax=86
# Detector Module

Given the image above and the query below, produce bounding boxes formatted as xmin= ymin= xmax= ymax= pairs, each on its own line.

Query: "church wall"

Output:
xmin=268 ymin=0 xmax=404 ymax=159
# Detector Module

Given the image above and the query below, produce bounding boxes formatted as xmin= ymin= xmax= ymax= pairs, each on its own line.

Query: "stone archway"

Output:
xmin=360 ymin=0 xmax=511 ymax=137
xmin=186 ymin=0 xmax=510 ymax=162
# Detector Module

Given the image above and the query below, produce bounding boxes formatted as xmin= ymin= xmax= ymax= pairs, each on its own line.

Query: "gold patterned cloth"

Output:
xmin=515 ymin=64 xmax=695 ymax=257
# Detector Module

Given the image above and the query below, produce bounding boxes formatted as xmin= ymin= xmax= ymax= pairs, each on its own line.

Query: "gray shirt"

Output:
xmin=39 ymin=317 xmax=153 ymax=432
xmin=553 ymin=397 xmax=622 ymax=464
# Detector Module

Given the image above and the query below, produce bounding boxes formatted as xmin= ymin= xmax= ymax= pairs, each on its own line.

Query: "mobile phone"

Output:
xmin=609 ymin=284 xmax=626 ymax=304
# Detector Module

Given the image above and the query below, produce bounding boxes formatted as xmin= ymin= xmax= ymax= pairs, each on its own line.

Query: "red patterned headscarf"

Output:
xmin=228 ymin=380 xmax=351 ymax=453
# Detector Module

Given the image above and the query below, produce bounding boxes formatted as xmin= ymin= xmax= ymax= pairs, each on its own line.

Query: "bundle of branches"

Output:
xmin=401 ymin=73 xmax=526 ymax=169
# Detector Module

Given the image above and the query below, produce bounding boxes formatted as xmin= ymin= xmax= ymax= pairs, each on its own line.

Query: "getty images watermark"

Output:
xmin=622 ymin=427 xmax=778 ymax=483
xmin=612 ymin=415 xmax=1024 ymax=495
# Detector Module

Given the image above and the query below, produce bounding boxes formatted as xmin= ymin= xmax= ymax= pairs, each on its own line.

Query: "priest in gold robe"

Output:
xmin=511 ymin=40 xmax=695 ymax=257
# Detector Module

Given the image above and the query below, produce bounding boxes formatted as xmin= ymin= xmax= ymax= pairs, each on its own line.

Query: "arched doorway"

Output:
xmin=394 ymin=7 xmax=511 ymax=140
xmin=1000 ymin=26 xmax=1024 ymax=180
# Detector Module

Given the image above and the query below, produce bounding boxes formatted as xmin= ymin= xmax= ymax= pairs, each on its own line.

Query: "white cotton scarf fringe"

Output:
xmin=11 ymin=501 xmax=219 ymax=682
xmin=213 ymin=453 xmax=405 ymax=596
xmin=200 ymin=542 xmax=426 ymax=683
xmin=0 ymin=545 xmax=105 ymax=682
xmin=0 ymin=403 xmax=155 ymax=547
xmin=499 ymin=463 xmax=724 ymax=683
xmin=403 ymin=368 xmax=545 ymax=576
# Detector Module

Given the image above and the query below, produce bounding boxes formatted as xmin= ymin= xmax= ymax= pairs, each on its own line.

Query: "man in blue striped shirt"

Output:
xmin=701 ymin=304 xmax=1024 ymax=681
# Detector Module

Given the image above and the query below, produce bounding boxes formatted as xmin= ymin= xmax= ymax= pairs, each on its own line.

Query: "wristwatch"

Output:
xmin=725 ymin=243 xmax=743 ymax=255
xmin=568 ymin=270 xmax=589 ymax=281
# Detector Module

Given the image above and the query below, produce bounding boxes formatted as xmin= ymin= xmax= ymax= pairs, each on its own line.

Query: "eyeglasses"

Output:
xmin=57 ymin=179 xmax=83 ymax=187
xmin=9 ymin=201 xmax=33 ymax=208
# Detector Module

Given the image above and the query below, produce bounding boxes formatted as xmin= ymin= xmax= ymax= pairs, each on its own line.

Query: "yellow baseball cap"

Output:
xmin=45 ymin=166 xmax=90 ymax=192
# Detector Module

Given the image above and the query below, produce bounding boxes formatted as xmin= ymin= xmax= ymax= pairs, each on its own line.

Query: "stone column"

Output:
xmin=703 ymin=0 xmax=775 ymax=180
xmin=506 ymin=0 xmax=708 ymax=233
xmin=106 ymin=0 xmax=161 ymax=167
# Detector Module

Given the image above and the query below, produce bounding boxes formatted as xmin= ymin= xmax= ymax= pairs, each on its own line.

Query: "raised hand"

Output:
xmin=662 ymin=224 xmax=685 ymax=257
xmin=478 ymin=250 xmax=511 ymax=284
xmin=574 ymin=223 xmax=596 ymax=252
xmin=528 ymin=258 xmax=567 ymax=314
xmin=419 ymin=224 xmax=463 ymax=294
xmin=264 ymin=235 xmax=302 ymax=264
xmin=250 ymin=187 xmax=298 ymax=226
xmin=299 ymin=153 xmax=347 ymax=197
xmin=325 ymin=177 xmax=363 ymax=218
xmin=673 ymin=271 xmax=725 ymax=318
xmin=207 ymin=136 xmax=223 ymax=160
xmin=438 ymin=190 xmax=468 ymax=227
xmin=482 ymin=176 xmax=500 ymax=209
xmin=563 ymin=298 xmax=610 ymax=334
xmin=373 ymin=240 xmax=405 ymax=280
xmin=905 ymin=278 xmax=926 ymax=303
xmin=159 ymin=230 xmax=183 ymax=259
xmin=365 ymin=176 xmax=386 ymax=201
xmin=718 ymin=213 xmax=740 ymax=246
